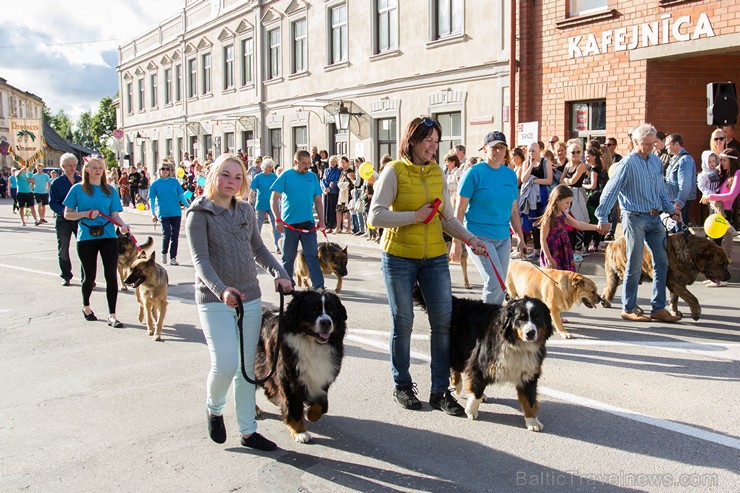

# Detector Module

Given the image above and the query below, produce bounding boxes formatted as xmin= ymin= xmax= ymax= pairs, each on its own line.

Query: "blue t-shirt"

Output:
xmin=9 ymin=175 xmax=17 ymax=189
xmin=250 ymin=172 xmax=278 ymax=211
xmin=458 ymin=162 xmax=519 ymax=240
xmin=16 ymin=170 xmax=34 ymax=193
xmin=270 ymin=169 xmax=322 ymax=224
xmin=149 ymin=177 xmax=188 ymax=218
xmin=33 ymin=172 xmax=50 ymax=194
xmin=63 ymin=184 xmax=124 ymax=242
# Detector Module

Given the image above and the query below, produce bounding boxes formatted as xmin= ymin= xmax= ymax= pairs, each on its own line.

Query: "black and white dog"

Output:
xmin=414 ymin=288 xmax=553 ymax=431
xmin=255 ymin=289 xmax=347 ymax=443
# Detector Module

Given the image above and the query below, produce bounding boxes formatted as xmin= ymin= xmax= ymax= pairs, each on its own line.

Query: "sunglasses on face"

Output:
xmin=570 ymin=150 xmax=582 ymax=155
xmin=420 ymin=117 xmax=437 ymax=127
xmin=714 ymin=137 xmax=726 ymax=141
xmin=160 ymin=168 xmax=170 ymax=171
xmin=605 ymin=143 xmax=615 ymax=147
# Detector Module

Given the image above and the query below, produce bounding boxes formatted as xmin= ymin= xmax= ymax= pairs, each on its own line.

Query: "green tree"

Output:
xmin=42 ymin=104 xmax=53 ymax=123
xmin=50 ymin=109 xmax=73 ymax=140
xmin=73 ymin=111 xmax=96 ymax=149
xmin=91 ymin=97 xmax=116 ymax=143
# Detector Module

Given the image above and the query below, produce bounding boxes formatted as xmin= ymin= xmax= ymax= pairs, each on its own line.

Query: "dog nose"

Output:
xmin=318 ymin=317 xmax=333 ymax=331
xmin=526 ymin=329 xmax=537 ymax=341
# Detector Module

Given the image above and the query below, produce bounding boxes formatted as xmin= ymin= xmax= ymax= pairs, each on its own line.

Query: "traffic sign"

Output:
xmin=112 ymin=128 xmax=124 ymax=140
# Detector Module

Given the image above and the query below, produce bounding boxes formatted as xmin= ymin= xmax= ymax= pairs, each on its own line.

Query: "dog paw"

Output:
xmin=120 ymin=286 xmax=128 ymax=292
xmin=525 ymin=417 xmax=544 ymax=432
xmin=690 ymin=310 xmax=700 ymax=321
xmin=255 ymin=405 xmax=264 ymax=418
xmin=153 ymin=335 xmax=161 ymax=341
xmin=294 ymin=432 xmax=312 ymax=443
xmin=601 ymin=300 xmax=611 ymax=308
xmin=465 ymin=399 xmax=480 ymax=420
xmin=558 ymin=331 xmax=573 ymax=339
xmin=147 ymin=329 xmax=154 ymax=336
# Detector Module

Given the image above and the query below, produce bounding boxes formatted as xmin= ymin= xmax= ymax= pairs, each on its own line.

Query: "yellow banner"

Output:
xmin=9 ymin=119 xmax=44 ymax=167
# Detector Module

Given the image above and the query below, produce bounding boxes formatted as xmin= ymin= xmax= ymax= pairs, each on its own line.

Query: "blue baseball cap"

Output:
xmin=481 ymin=131 xmax=508 ymax=150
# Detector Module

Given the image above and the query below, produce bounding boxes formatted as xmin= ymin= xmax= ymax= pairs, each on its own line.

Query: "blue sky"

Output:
xmin=1 ymin=0 xmax=181 ymax=121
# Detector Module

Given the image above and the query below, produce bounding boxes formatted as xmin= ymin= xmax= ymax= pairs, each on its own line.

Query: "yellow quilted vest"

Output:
xmin=381 ymin=157 xmax=447 ymax=259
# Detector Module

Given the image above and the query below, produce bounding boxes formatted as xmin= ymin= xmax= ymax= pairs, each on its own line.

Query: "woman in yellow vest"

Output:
xmin=368 ymin=117 xmax=488 ymax=416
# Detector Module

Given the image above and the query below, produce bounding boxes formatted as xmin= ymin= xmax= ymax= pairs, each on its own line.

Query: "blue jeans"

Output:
xmin=198 ymin=299 xmax=262 ymax=435
xmin=256 ymin=209 xmax=282 ymax=249
xmin=282 ymin=224 xmax=324 ymax=289
xmin=160 ymin=216 xmax=182 ymax=259
xmin=351 ymin=211 xmax=366 ymax=234
xmin=381 ymin=252 xmax=452 ymax=393
xmin=466 ymin=236 xmax=511 ymax=304
xmin=621 ymin=211 xmax=669 ymax=313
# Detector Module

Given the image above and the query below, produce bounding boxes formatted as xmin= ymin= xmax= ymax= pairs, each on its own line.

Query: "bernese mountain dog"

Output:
xmin=255 ymin=289 xmax=347 ymax=443
xmin=413 ymin=287 xmax=553 ymax=431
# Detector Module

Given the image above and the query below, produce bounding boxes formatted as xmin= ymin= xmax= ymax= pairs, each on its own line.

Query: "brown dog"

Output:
xmin=506 ymin=260 xmax=601 ymax=339
xmin=295 ymin=242 xmax=348 ymax=293
xmin=123 ymin=252 xmax=169 ymax=341
xmin=117 ymin=230 xmax=153 ymax=291
xmin=601 ymin=233 xmax=730 ymax=320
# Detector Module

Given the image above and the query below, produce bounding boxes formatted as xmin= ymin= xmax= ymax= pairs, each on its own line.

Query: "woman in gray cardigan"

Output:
xmin=186 ymin=154 xmax=292 ymax=451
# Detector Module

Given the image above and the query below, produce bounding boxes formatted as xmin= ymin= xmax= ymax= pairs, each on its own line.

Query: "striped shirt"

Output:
xmin=595 ymin=151 xmax=675 ymax=223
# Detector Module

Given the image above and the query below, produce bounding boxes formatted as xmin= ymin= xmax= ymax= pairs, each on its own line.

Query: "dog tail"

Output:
xmin=412 ymin=283 xmax=427 ymax=311
xmin=140 ymin=236 xmax=154 ymax=251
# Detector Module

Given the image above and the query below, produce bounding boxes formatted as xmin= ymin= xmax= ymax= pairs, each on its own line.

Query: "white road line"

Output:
xmin=345 ymin=334 xmax=740 ymax=451
xmin=0 ymin=263 xmax=60 ymax=278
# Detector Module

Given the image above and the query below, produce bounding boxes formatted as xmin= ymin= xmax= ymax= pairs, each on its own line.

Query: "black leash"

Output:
xmin=236 ymin=285 xmax=286 ymax=386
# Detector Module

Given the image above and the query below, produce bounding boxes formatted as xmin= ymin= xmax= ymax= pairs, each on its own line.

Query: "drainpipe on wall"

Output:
xmin=509 ymin=0 xmax=517 ymax=144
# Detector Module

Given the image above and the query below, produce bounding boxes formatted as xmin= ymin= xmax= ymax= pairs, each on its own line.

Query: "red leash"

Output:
xmin=279 ymin=221 xmax=329 ymax=242
xmin=97 ymin=212 xmax=145 ymax=252
xmin=435 ymin=201 xmax=508 ymax=296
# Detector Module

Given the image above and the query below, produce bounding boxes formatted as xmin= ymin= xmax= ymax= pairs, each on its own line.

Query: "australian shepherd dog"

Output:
xmin=255 ymin=289 xmax=347 ymax=443
xmin=414 ymin=288 xmax=553 ymax=431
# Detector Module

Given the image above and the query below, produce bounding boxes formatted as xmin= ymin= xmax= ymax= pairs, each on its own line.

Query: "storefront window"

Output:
xmin=570 ymin=100 xmax=606 ymax=144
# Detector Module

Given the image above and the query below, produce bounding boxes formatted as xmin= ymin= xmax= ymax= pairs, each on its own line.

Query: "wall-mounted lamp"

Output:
xmin=135 ymin=132 xmax=147 ymax=146
xmin=336 ymin=101 xmax=364 ymax=131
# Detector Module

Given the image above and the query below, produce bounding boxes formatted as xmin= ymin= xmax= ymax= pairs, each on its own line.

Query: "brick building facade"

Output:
xmin=518 ymin=0 xmax=739 ymax=168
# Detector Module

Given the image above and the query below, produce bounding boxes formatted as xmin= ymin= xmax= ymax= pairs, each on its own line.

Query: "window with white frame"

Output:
xmin=293 ymin=126 xmax=308 ymax=152
xmin=241 ymin=38 xmax=253 ymax=85
xmin=377 ymin=118 xmax=397 ymax=159
xmin=435 ymin=112 xmax=462 ymax=159
xmin=138 ymin=78 xmax=145 ymax=111
xmin=569 ymin=0 xmax=608 ymax=16
xmin=201 ymin=53 xmax=212 ymax=94
xmin=434 ymin=0 xmax=463 ymax=39
xmin=223 ymin=45 xmax=234 ymax=90
xmin=150 ymin=73 xmax=158 ymax=108
xmin=269 ymin=128 xmax=282 ymax=163
xmin=330 ymin=4 xmax=348 ymax=64
xmin=267 ymin=28 xmax=281 ymax=80
xmin=165 ymin=138 xmax=173 ymax=160
xmin=292 ymin=19 xmax=307 ymax=74
xmin=377 ymin=0 xmax=398 ymax=53
xmin=152 ymin=139 xmax=159 ymax=166
xmin=126 ymin=82 xmax=133 ymax=114
xmin=224 ymin=132 xmax=235 ymax=154
xmin=188 ymin=58 xmax=197 ymax=98
xmin=175 ymin=64 xmax=182 ymax=102
xmin=164 ymin=68 xmax=172 ymax=104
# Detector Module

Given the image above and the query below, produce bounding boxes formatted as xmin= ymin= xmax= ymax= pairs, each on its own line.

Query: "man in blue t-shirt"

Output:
xmin=14 ymin=164 xmax=39 ymax=226
xmin=271 ymin=150 xmax=326 ymax=288
xmin=250 ymin=158 xmax=281 ymax=253
xmin=33 ymin=163 xmax=51 ymax=224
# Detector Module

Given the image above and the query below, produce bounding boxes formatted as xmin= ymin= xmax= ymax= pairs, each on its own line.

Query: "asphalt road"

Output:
xmin=1 ymin=203 xmax=738 ymax=492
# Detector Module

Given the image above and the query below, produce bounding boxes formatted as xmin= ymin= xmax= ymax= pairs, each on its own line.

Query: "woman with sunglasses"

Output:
xmin=709 ymin=128 xmax=727 ymax=155
xmin=368 ymin=117 xmax=487 ymax=417
xmin=560 ymin=142 xmax=590 ymax=261
xmin=149 ymin=161 xmax=191 ymax=266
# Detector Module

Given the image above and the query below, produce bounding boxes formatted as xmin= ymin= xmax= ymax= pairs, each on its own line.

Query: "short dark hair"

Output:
xmin=656 ymin=131 xmax=667 ymax=140
xmin=667 ymin=133 xmax=683 ymax=147
xmin=445 ymin=152 xmax=460 ymax=167
xmin=454 ymin=144 xmax=466 ymax=153
xmin=294 ymin=149 xmax=311 ymax=162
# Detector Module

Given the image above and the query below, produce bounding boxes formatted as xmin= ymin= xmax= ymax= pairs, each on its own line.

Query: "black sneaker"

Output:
xmin=241 ymin=432 xmax=277 ymax=451
xmin=393 ymin=384 xmax=422 ymax=410
xmin=429 ymin=390 xmax=465 ymax=416
xmin=207 ymin=411 xmax=227 ymax=444
xmin=604 ymin=233 xmax=615 ymax=241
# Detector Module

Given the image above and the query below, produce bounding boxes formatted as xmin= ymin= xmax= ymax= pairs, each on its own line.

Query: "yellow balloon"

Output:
xmin=137 ymin=203 xmax=146 ymax=211
xmin=359 ymin=162 xmax=374 ymax=180
xmin=704 ymin=213 xmax=729 ymax=239
xmin=176 ymin=167 xmax=185 ymax=178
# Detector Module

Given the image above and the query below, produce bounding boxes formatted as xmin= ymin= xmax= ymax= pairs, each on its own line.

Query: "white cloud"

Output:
xmin=1 ymin=0 xmax=182 ymax=120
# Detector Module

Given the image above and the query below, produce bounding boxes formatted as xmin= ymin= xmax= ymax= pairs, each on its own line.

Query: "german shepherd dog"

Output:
xmin=295 ymin=242 xmax=349 ymax=293
xmin=123 ymin=252 xmax=169 ymax=341
xmin=414 ymin=287 xmax=554 ymax=431
xmin=256 ymin=290 xmax=347 ymax=443
xmin=117 ymin=229 xmax=153 ymax=291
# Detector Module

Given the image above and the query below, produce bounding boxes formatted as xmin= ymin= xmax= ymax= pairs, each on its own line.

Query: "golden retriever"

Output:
xmin=506 ymin=260 xmax=601 ymax=339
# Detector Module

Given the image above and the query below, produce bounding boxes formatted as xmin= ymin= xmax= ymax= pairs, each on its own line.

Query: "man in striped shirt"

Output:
xmin=595 ymin=124 xmax=681 ymax=323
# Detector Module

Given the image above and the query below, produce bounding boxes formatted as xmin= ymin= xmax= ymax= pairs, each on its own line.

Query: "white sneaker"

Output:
xmin=706 ymin=281 xmax=727 ymax=287
xmin=526 ymin=250 xmax=540 ymax=261
xmin=169 ymin=258 xmax=179 ymax=266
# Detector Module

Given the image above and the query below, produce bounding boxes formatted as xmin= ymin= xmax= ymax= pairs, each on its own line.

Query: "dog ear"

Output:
xmin=343 ymin=246 xmax=348 ymax=253
xmin=499 ymin=302 xmax=519 ymax=343
xmin=116 ymin=227 xmax=121 ymax=235
xmin=282 ymin=290 xmax=305 ymax=327
xmin=149 ymin=251 xmax=156 ymax=262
